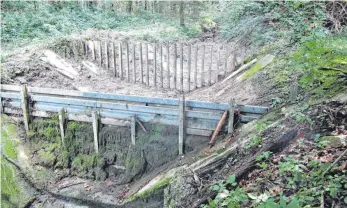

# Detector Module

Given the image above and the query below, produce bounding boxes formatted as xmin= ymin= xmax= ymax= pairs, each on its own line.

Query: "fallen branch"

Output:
xmin=209 ymin=110 xmax=228 ymax=147
xmin=136 ymin=118 xmax=147 ymax=132
xmin=322 ymin=148 xmax=347 ymax=176
xmin=221 ymin=59 xmax=257 ymax=84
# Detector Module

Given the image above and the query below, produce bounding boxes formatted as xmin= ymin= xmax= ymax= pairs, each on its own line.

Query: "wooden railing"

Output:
xmin=57 ymin=40 xmax=241 ymax=92
xmin=0 ymin=85 xmax=268 ymax=154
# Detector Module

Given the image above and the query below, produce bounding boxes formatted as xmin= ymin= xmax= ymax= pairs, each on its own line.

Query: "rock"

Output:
xmin=319 ymin=135 xmax=347 ymax=148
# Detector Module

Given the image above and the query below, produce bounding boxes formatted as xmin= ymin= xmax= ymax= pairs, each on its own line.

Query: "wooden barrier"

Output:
xmin=1 ymin=84 xmax=268 ymax=153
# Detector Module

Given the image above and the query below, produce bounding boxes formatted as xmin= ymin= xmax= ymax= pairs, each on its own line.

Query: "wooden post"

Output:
xmin=139 ymin=43 xmax=143 ymax=84
xmin=178 ymin=94 xmax=185 ymax=155
xmin=224 ymin=44 xmax=228 ymax=76
xmin=160 ymin=44 xmax=163 ymax=88
xmin=126 ymin=42 xmax=130 ymax=82
xmin=93 ymin=41 xmax=96 ymax=60
xmin=132 ymin=44 xmax=136 ymax=83
xmin=201 ymin=45 xmax=205 ymax=87
xmin=105 ymin=41 xmax=109 ymax=70
xmin=216 ymin=48 xmax=220 ymax=81
xmin=180 ymin=43 xmax=184 ymax=91
xmin=98 ymin=41 xmax=102 ymax=67
xmin=113 ymin=42 xmax=117 ymax=77
xmin=187 ymin=44 xmax=191 ymax=91
xmin=290 ymin=79 xmax=298 ymax=104
xmin=166 ymin=45 xmax=170 ymax=89
xmin=208 ymin=45 xmax=213 ymax=86
xmin=154 ymin=43 xmax=157 ymax=87
xmin=227 ymin=99 xmax=235 ymax=135
xmin=174 ymin=44 xmax=177 ymax=90
xmin=131 ymin=115 xmax=136 ymax=145
xmin=119 ymin=43 xmax=123 ymax=79
xmin=194 ymin=45 xmax=198 ymax=89
xmin=146 ymin=43 xmax=149 ymax=86
xmin=92 ymin=111 xmax=99 ymax=154
xmin=58 ymin=108 xmax=66 ymax=148
xmin=20 ymin=85 xmax=30 ymax=134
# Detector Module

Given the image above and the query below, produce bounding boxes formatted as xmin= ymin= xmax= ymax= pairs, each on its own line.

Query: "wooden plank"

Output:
xmin=186 ymin=128 xmax=211 ymax=137
xmin=105 ymin=41 xmax=109 ymax=70
xmin=131 ymin=115 xmax=136 ymax=145
xmin=0 ymin=84 xmax=21 ymax=91
xmin=216 ymin=49 xmax=220 ymax=81
xmin=153 ymin=43 xmax=157 ymax=87
xmin=240 ymin=105 xmax=269 ymax=114
xmin=126 ymin=43 xmax=130 ymax=82
xmin=58 ymin=108 xmax=66 ymax=148
xmin=160 ymin=44 xmax=163 ymax=88
xmin=208 ymin=45 xmax=213 ymax=86
xmin=166 ymin=45 xmax=170 ymax=89
xmin=178 ymin=94 xmax=185 ymax=155
xmin=119 ymin=42 xmax=123 ymax=79
xmin=0 ymin=92 xmax=21 ymax=99
xmin=227 ymin=99 xmax=235 ymax=135
xmin=201 ymin=45 xmax=205 ymax=87
xmin=98 ymin=41 xmax=102 ymax=67
xmin=240 ymin=114 xmax=260 ymax=123
xmin=20 ymin=85 xmax=30 ymax=133
xmin=194 ymin=45 xmax=198 ymax=89
xmin=174 ymin=44 xmax=177 ymax=90
xmin=139 ymin=43 xmax=143 ymax=84
xmin=93 ymin=41 xmax=96 ymax=60
xmin=92 ymin=111 xmax=99 ymax=153
xmin=146 ymin=43 xmax=149 ymax=86
xmin=187 ymin=44 xmax=191 ymax=91
xmin=113 ymin=42 xmax=116 ymax=77
xmin=132 ymin=44 xmax=136 ymax=83
xmin=180 ymin=43 xmax=184 ymax=91
xmin=224 ymin=44 xmax=228 ymax=75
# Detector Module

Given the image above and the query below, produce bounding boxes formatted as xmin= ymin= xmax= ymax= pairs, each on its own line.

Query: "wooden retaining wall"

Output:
xmin=0 ymin=85 xmax=268 ymax=154
xmin=58 ymin=40 xmax=241 ymax=92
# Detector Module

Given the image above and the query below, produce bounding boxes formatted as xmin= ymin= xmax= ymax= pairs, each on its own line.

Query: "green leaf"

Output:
xmin=227 ymin=175 xmax=237 ymax=186
xmin=287 ymin=197 xmax=300 ymax=208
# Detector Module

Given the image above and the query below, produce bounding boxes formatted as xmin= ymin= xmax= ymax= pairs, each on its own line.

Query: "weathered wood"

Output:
xmin=132 ymin=44 xmax=136 ymax=83
xmin=153 ymin=43 xmax=157 ymax=87
xmin=216 ymin=49 xmax=220 ymax=81
xmin=105 ymin=41 xmax=109 ymax=70
xmin=92 ymin=41 xmax=96 ymax=60
xmin=98 ymin=41 xmax=102 ymax=67
xmin=208 ymin=45 xmax=213 ymax=86
xmin=131 ymin=115 xmax=136 ymax=145
xmin=227 ymin=99 xmax=235 ymax=135
xmin=178 ymin=94 xmax=185 ymax=155
xmin=113 ymin=42 xmax=117 ymax=77
xmin=20 ymin=85 xmax=30 ymax=133
xmin=58 ymin=108 xmax=66 ymax=148
xmin=126 ymin=43 xmax=130 ymax=82
xmin=224 ymin=44 xmax=228 ymax=75
xmin=146 ymin=43 xmax=149 ymax=86
xmin=92 ymin=111 xmax=99 ymax=153
xmin=201 ymin=45 xmax=205 ymax=87
xmin=174 ymin=44 xmax=177 ymax=90
xmin=166 ymin=45 xmax=170 ymax=89
xmin=160 ymin=45 xmax=163 ymax=88
xmin=119 ymin=42 xmax=123 ymax=79
xmin=194 ymin=45 xmax=198 ymax=89
xmin=180 ymin=43 xmax=184 ymax=91
xmin=221 ymin=58 xmax=257 ymax=84
xmin=187 ymin=44 xmax=191 ymax=91
xmin=0 ymin=92 xmax=21 ymax=99
xmin=139 ymin=43 xmax=143 ymax=83
xmin=136 ymin=118 xmax=147 ymax=132
xmin=209 ymin=110 xmax=228 ymax=145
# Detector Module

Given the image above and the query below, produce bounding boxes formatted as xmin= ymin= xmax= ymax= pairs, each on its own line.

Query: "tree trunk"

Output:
xmin=127 ymin=1 xmax=132 ymax=13
xmin=180 ymin=1 xmax=185 ymax=26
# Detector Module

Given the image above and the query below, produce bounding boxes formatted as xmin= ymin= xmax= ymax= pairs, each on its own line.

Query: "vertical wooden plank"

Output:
xmin=178 ymin=94 xmax=185 ymax=155
xmin=98 ymin=41 xmax=102 ymax=67
xmin=232 ymin=51 xmax=237 ymax=72
xmin=113 ymin=42 xmax=117 ymax=77
xmin=166 ymin=45 xmax=170 ymax=89
xmin=92 ymin=111 xmax=99 ymax=154
xmin=227 ymin=99 xmax=235 ymax=135
xmin=187 ymin=44 xmax=191 ymax=91
xmin=200 ymin=45 xmax=205 ymax=87
xmin=194 ymin=45 xmax=198 ymax=89
xmin=180 ymin=43 xmax=184 ymax=92
xmin=119 ymin=42 xmax=123 ymax=79
xmin=58 ymin=108 xmax=66 ymax=148
xmin=160 ymin=44 xmax=163 ymax=88
xmin=126 ymin=42 xmax=130 ymax=82
xmin=216 ymin=48 xmax=220 ymax=81
xmin=131 ymin=115 xmax=136 ymax=145
xmin=224 ymin=44 xmax=228 ymax=76
xmin=20 ymin=85 xmax=29 ymax=133
xmin=208 ymin=45 xmax=213 ymax=86
xmin=139 ymin=43 xmax=143 ymax=84
xmin=174 ymin=44 xmax=177 ymax=90
xmin=132 ymin=44 xmax=136 ymax=83
xmin=153 ymin=43 xmax=157 ymax=87
xmin=146 ymin=43 xmax=149 ymax=86
xmin=105 ymin=41 xmax=109 ymax=70
xmin=92 ymin=41 xmax=96 ymax=60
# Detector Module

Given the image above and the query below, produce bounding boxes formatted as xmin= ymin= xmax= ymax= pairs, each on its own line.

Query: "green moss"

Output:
xmin=71 ymin=153 xmax=100 ymax=172
xmin=242 ymin=62 xmax=263 ymax=79
xmin=129 ymin=177 xmax=172 ymax=202
xmin=125 ymin=156 xmax=141 ymax=170
xmin=38 ymin=149 xmax=56 ymax=166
